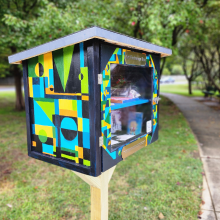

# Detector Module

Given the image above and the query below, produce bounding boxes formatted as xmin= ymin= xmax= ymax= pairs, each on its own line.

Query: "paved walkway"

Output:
xmin=0 ymin=86 xmax=24 ymax=92
xmin=162 ymin=93 xmax=220 ymax=220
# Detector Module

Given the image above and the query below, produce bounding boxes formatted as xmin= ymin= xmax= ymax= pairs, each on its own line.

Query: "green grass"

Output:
xmin=0 ymin=92 xmax=203 ymax=220
xmin=160 ymin=84 xmax=204 ymax=97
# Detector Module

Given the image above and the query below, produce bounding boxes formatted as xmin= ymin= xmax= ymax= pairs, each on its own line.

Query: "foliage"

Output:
xmin=171 ymin=65 xmax=183 ymax=75
xmin=163 ymin=68 xmax=171 ymax=76
xmin=0 ymin=0 xmax=219 ymax=102
xmin=0 ymin=93 xmax=203 ymax=219
xmin=177 ymin=0 xmax=220 ymax=92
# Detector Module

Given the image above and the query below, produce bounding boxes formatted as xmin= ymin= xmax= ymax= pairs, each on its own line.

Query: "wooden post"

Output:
xmin=73 ymin=166 xmax=116 ymax=220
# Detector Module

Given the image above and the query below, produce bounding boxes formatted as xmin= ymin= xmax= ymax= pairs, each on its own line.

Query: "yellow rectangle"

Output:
xmin=59 ymin=109 xmax=77 ymax=117
xmin=78 ymin=147 xmax=83 ymax=159
xmin=82 ymin=95 xmax=89 ymax=101
xmin=35 ymin=125 xmax=53 ymax=138
xmin=59 ymin=99 xmax=73 ymax=111
xmin=32 ymin=141 xmax=36 ymax=147
xmin=44 ymin=52 xmax=53 ymax=77
xmin=28 ymin=78 xmax=33 ymax=97
xmin=78 ymin=118 xmax=82 ymax=132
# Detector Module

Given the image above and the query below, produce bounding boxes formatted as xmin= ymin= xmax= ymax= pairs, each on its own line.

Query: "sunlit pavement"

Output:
xmin=162 ymin=93 xmax=220 ymax=220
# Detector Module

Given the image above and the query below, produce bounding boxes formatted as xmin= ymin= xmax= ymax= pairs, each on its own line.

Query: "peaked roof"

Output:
xmin=8 ymin=26 xmax=172 ymax=64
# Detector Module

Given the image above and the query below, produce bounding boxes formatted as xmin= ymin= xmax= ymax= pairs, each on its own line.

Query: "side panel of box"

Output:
xmin=100 ymin=42 xmax=160 ymax=172
xmin=149 ymin=54 xmax=160 ymax=143
xmin=23 ymin=41 xmax=101 ymax=176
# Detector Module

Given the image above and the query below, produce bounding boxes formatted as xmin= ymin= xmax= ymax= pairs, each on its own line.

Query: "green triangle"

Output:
xmin=63 ymin=45 xmax=74 ymax=91
xmin=53 ymin=49 xmax=64 ymax=90
xmin=106 ymin=113 xmax=110 ymax=124
xmin=113 ymin=48 xmax=119 ymax=54
xmin=36 ymin=100 xmax=55 ymax=122
xmin=28 ymin=57 xmax=38 ymax=77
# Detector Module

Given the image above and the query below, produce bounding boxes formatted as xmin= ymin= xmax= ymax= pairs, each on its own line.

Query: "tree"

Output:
xmin=1 ymin=0 xmax=116 ymax=110
xmin=187 ymin=0 xmax=220 ymax=92
xmin=1 ymin=0 xmax=216 ymax=111
xmin=0 ymin=0 xmax=46 ymax=110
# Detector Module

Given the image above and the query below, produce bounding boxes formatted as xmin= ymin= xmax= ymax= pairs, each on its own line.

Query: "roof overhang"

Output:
xmin=8 ymin=26 xmax=172 ymax=64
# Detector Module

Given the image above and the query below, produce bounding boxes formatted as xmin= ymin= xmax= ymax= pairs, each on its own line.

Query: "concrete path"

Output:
xmin=0 ymin=86 xmax=24 ymax=92
xmin=162 ymin=93 xmax=220 ymax=220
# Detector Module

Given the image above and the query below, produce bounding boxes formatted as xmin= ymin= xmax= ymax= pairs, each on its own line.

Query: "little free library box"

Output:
xmin=8 ymin=27 xmax=172 ymax=177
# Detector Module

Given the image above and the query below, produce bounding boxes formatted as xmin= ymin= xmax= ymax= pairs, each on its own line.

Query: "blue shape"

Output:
xmin=33 ymin=100 xmax=54 ymax=126
xmin=77 ymin=100 xmax=82 ymax=117
xmin=60 ymin=131 xmax=78 ymax=150
xmin=83 ymin=118 xmax=89 ymax=132
xmin=109 ymin=54 xmax=115 ymax=61
xmin=117 ymin=48 xmax=122 ymax=55
xmin=61 ymin=117 xmax=77 ymax=130
xmin=153 ymin=124 xmax=156 ymax=133
xmin=32 ymin=124 xmax=35 ymax=134
xmin=101 ymin=126 xmax=107 ymax=133
xmin=40 ymin=77 xmax=45 ymax=98
xmin=33 ymin=84 xmax=40 ymax=97
xmin=33 ymin=78 xmax=40 ymax=85
xmin=42 ymin=143 xmax=54 ymax=155
xmin=111 ymin=99 xmax=150 ymax=110
xmin=80 ymin=42 xmax=84 ymax=67
xmin=105 ymin=107 xmax=110 ymax=119
xmin=49 ymin=69 xmax=54 ymax=87
xmin=55 ymin=99 xmax=59 ymax=115
xmin=45 ymin=77 xmax=49 ymax=88
xmin=83 ymin=132 xmax=90 ymax=149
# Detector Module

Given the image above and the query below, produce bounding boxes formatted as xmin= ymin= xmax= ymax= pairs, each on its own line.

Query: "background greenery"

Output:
xmin=0 ymin=92 xmax=203 ymax=219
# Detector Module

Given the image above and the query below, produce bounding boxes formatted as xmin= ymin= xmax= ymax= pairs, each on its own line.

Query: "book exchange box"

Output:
xmin=8 ymin=27 xmax=172 ymax=177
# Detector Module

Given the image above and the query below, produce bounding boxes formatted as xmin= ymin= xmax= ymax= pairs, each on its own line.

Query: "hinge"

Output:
xmin=153 ymin=96 xmax=161 ymax=104
xmin=98 ymin=74 xmax=102 ymax=84
xmin=99 ymin=136 xmax=103 ymax=147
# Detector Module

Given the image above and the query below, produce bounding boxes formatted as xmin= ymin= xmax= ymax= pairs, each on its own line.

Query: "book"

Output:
xmin=111 ymin=110 xmax=122 ymax=133
xmin=127 ymin=112 xmax=143 ymax=135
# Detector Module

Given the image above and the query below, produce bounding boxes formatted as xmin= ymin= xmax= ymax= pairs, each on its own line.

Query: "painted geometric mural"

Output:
xmin=101 ymin=48 xmax=158 ymax=160
xmin=28 ymin=42 xmax=91 ymax=167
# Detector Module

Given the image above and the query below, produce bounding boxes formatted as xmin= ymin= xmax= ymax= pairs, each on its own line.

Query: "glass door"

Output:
xmin=110 ymin=64 xmax=153 ymax=151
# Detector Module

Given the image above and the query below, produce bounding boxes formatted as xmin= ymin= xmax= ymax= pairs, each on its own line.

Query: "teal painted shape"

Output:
xmin=42 ymin=143 xmax=53 ymax=155
xmin=61 ymin=117 xmax=77 ymax=131
xmin=60 ymin=118 xmax=78 ymax=150
xmin=83 ymin=118 xmax=89 ymax=132
xmin=33 ymin=100 xmax=54 ymax=126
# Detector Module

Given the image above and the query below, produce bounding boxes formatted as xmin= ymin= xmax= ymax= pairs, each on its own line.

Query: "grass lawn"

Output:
xmin=160 ymin=84 xmax=204 ymax=97
xmin=0 ymin=92 xmax=203 ymax=220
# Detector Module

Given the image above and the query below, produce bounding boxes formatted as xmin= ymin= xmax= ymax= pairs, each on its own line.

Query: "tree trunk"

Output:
xmin=10 ymin=46 xmax=25 ymax=111
xmin=14 ymin=66 xmax=25 ymax=111
xmin=188 ymin=79 xmax=192 ymax=95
